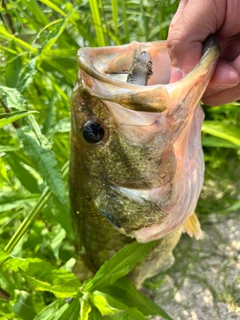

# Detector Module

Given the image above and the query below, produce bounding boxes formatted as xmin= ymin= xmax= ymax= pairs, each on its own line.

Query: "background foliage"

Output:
xmin=0 ymin=0 xmax=239 ymax=319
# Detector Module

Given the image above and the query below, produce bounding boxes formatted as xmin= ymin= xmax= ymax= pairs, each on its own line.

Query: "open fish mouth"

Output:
xmin=73 ymin=35 xmax=220 ymax=243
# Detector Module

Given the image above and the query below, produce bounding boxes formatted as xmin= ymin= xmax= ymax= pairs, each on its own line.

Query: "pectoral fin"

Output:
xmin=183 ymin=212 xmax=204 ymax=240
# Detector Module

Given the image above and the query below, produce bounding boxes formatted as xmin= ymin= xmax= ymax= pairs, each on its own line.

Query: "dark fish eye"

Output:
xmin=82 ymin=121 xmax=105 ymax=143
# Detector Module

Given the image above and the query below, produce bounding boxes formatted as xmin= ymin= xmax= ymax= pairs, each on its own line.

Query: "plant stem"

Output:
xmin=4 ymin=161 xmax=69 ymax=254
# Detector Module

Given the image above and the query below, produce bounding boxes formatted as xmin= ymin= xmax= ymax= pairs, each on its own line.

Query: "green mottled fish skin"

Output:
xmin=69 ymin=81 xmax=181 ymax=287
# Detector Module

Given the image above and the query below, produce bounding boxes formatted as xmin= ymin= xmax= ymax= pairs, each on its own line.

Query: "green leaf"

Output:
xmin=17 ymin=58 xmax=38 ymax=93
xmin=49 ymin=225 xmax=66 ymax=259
xmin=18 ymin=266 xmax=80 ymax=298
xmin=0 ymin=191 xmax=38 ymax=213
xmin=34 ymin=299 xmax=66 ymax=320
xmin=83 ymin=240 xmax=158 ymax=292
xmin=13 ymin=291 xmax=46 ymax=320
xmin=18 ymin=127 xmax=66 ymax=204
xmin=88 ymin=305 xmax=102 ymax=320
xmin=5 ymin=43 xmax=22 ymax=88
xmin=6 ymin=154 xmax=40 ymax=193
xmin=33 ymin=298 xmax=80 ymax=320
xmin=101 ymin=278 xmax=172 ymax=319
xmin=202 ymin=122 xmax=240 ymax=147
xmin=0 ymin=111 xmax=38 ymax=128
xmin=90 ymin=291 xmax=127 ymax=316
xmin=80 ymin=296 xmax=91 ymax=320
xmin=201 ymin=135 xmax=239 ymax=149
xmin=0 ymin=86 xmax=27 ymax=110
xmin=107 ymin=308 xmax=147 ymax=320
xmin=37 ymin=11 xmax=75 ymax=64
xmin=89 ymin=0 xmax=106 ymax=46
xmin=3 ymin=257 xmax=81 ymax=298
xmin=0 ymin=247 xmax=9 ymax=262
xmin=50 ymin=118 xmax=70 ymax=134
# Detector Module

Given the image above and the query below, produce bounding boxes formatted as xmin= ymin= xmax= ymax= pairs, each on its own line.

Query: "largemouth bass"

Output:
xmin=69 ymin=36 xmax=220 ymax=287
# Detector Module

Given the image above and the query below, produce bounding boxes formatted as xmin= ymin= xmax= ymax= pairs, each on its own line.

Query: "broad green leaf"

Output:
xmin=101 ymin=278 xmax=172 ymax=319
xmin=51 ymin=118 xmax=70 ymax=134
xmin=80 ymin=295 xmax=91 ymax=320
xmin=0 ymin=247 xmax=9 ymax=261
xmin=0 ymin=86 xmax=27 ymax=110
xmin=5 ymin=43 xmax=22 ymax=88
xmin=13 ymin=291 xmax=46 ymax=320
xmin=0 ymin=192 xmax=38 ymax=213
xmin=49 ymin=225 xmax=66 ymax=259
xmin=18 ymin=127 xmax=66 ymax=204
xmin=3 ymin=257 xmax=81 ymax=298
xmin=6 ymin=154 xmax=40 ymax=193
xmin=34 ymin=298 xmax=80 ymax=320
xmin=17 ymin=58 xmax=38 ymax=93
xmin=202 ymin=122 xmax=240 ymax=147
xmin=42 ymin=195 xmax=74 ymax=239
xmin=90 ymin=291 xmax=126 ymax=316
xmin=83 ymin=240 xmax=158 ymax=292
xmin=18 ymin=268 xmax=79 ymax=298
xmin=0 ymin=110 xmax=37 ymax=128
xmin=37 ymin=11 xmax=75 ymax=64
xmin=33 ymin=299 xmax=66 ymax=320
xmin=201 ymin=135 xmax=239 ymax=149
xmin=107 ymin=308 xmax=147 ymax=320
xmin=88 ymin=305 xmax=102 ymax=320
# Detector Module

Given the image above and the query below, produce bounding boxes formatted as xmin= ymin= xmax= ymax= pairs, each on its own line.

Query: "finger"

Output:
xmin=204 ymin=61 xmax=240 ymax=97
xmin=202 ymin=83 xmax=240 ymax=106
xmin=167 ymin=0 xmax=226 ymax=81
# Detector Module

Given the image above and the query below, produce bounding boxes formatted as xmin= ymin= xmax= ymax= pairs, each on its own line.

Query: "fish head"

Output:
xmin=70 ymin=36 xmax=220 ymax=243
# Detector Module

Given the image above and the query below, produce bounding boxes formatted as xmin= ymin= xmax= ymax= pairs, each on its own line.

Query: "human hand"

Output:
xmin=167 ymin=0 xmax=240 ymax=105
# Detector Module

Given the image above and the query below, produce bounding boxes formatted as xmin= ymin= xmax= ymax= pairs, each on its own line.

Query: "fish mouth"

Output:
xmin=77 ymin=35 xmax=220 ymax=114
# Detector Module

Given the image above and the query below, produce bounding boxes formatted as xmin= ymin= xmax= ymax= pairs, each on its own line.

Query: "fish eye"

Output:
xmin=82 ymin=121 xmax=105 ymax=143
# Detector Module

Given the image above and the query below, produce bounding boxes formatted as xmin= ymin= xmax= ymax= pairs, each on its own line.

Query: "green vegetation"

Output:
xmin=0 ymin=0 xmax=239 ymax=319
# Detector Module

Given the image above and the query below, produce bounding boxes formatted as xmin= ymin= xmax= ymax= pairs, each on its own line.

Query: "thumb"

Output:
xmin=167 ymin=0 xmax=225 ymax=82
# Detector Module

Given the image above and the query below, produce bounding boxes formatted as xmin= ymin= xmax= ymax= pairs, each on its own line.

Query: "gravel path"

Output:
xmin=150 ymin=212 xmax=240 ymax=320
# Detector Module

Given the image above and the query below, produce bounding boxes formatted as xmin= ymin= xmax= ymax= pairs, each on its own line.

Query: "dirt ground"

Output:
xmin=150 ymin=212 xmax=240 ymax=320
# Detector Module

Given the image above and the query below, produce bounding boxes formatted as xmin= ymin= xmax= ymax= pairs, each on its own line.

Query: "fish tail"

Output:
xmin=183 ymin=212 xmax=205 ymax=240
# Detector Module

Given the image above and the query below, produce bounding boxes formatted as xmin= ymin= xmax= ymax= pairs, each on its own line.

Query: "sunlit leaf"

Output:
xmin=0 ymin=247 xmax=9 ymax=262
xmin=18 ymin=127 xmax=66 ymax=204
xmin=90 ymin=291 xmax=126 ymax=316
xmin=107 ymin=308 xmax=147 ymax=319
xmin=3 ymin=257 xmax=81 ymax=298
xmin=33 ymin=298 xmax=80 ymax=320
xmin=0 ymin=111 xmax=37 ymax=128
xmin=101 ymin=278 xmax=172 ymax=319
xmin=202 ymin=122 xmax=240 ymax=147
xmin=0 ymin=86 xmax=27 ymax=110
xmin=83 ymin=241 xmax=158 ymax=292
xmin=80 ymin=295 xmax=91 ymax=320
